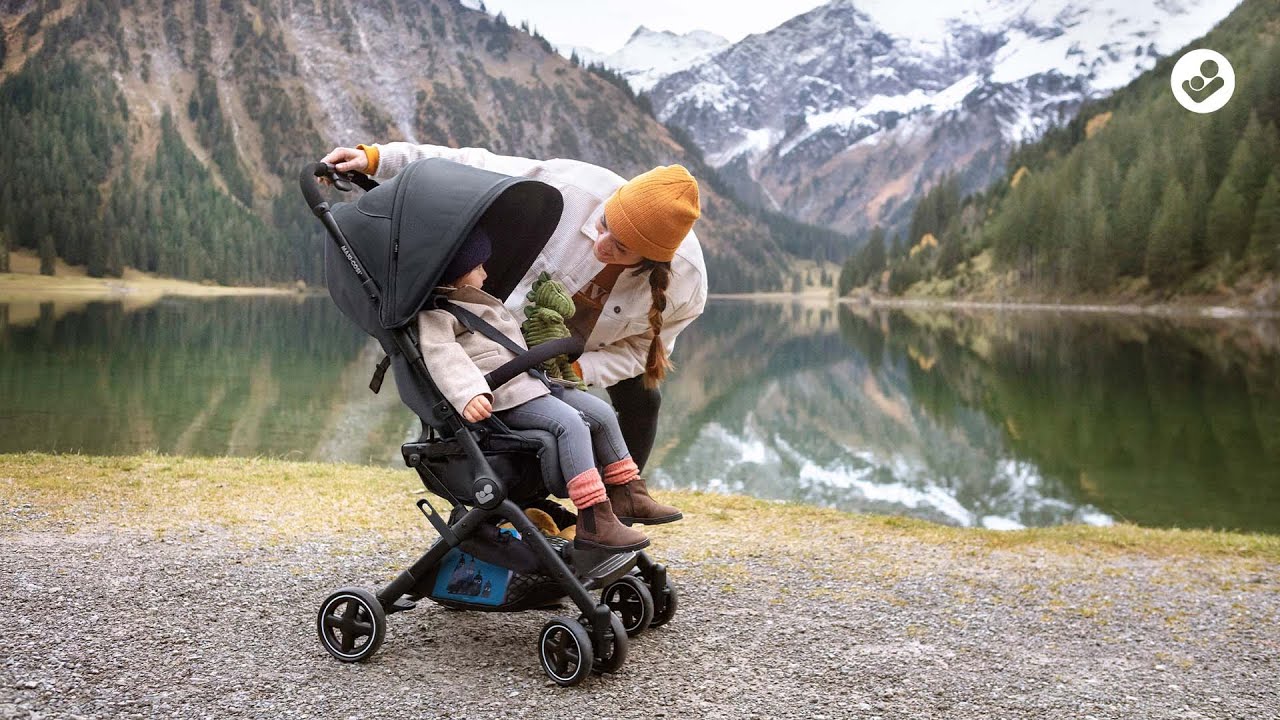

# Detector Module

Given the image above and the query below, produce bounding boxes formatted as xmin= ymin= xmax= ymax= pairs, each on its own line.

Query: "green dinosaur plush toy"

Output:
xmin=521 ymin=272 xmax=586 ymax=389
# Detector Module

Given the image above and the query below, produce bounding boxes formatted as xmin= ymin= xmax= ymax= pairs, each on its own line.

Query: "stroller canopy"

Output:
xmin=328 ymin=158 xmax=564 ymax=331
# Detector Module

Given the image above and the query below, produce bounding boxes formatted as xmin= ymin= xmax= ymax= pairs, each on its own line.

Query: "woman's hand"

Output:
xmin=321 ymin=146 xmax=369 ymax=174
xmin=462 ymin=394 xmax=493 ymax=422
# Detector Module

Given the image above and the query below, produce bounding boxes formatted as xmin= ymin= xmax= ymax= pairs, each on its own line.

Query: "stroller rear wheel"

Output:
xmin=317 ymin=587 xmax=387 ymax=663
xmin=537 ymin=617 xmax=594 ymax=687
xmin=603 ymin=575 xmax=654 ymax=637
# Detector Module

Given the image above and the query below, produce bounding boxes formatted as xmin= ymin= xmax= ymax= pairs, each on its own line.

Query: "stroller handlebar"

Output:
xmin=484 ymin=337 xmax=585 ymax=391
xmin=299 ymin=162 xmax=379 ymax=215
xmin=299 ymin=163 xmax=332 ymax=214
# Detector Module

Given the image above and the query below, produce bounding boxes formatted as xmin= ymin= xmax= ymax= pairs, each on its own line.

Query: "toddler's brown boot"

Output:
xmin=607 ymin=476 xmax=683 ymax=525
xmin=574 ymin=499 xmax=650 ymax=553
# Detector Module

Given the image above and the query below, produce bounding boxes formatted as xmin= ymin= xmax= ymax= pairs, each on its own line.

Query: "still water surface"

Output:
xmin=2 ymin=297 xmax=1277 ymax=532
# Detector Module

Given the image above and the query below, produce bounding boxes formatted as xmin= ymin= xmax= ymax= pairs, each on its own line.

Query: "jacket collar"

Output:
xmin=582 ymin=204 xmax=606 ymax=240
xmin=435 ymin=284 xmax=501 ymax=305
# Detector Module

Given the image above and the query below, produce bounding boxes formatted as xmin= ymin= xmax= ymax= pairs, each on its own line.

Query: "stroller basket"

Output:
xmin=299 ymin=160 xmax=678 ymax=686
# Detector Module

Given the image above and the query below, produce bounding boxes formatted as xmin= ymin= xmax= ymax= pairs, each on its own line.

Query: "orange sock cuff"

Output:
xmin=603 ymin=457 xmax=639 ymax=485
xmin=567 ymin=469 xmax=606 ymax=509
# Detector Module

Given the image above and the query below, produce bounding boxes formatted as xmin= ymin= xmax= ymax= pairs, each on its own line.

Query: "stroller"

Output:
xmin=299 ymin=159 xmax=677 ymax=686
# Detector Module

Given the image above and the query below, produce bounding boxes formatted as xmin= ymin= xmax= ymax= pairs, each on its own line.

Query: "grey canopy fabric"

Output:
xmin=327 ymin=158 xmax=563 ymax=332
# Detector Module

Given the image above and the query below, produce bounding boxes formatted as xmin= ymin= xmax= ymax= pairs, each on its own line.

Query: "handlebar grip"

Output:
xmin=299 ymin=162 xmax=331 ymax=213
xmin=484 ymin=337 xmax=586 ymax=390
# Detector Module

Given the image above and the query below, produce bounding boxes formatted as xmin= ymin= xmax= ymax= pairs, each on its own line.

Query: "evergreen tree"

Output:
xmin=1206 ymin=178 xmax=1251 ymax=262
xmin=1221 ymin=113 xmax=1280 ymax=221
xmin=1186 ymin=159 xmax=1212 ymax=267
xmin=1112 ymin=149 xmax=1160 ymax=277
xmin=39 ymin=235 xmax=56 ymax=275
xmin=1247 ymin=172 xmax=1280 ymax=271
xmin=1087 ymin=211 xmax=1112 ymax=291
xmin=1146 ymin=180 xmax=1194 ymax=288
xmin=864 ymin=227 xmax=887 ymax=285
xmin=837 ymin=258 xmax=857 ymax=296
xmin=0 ymin=228 xmax=8 ymax=273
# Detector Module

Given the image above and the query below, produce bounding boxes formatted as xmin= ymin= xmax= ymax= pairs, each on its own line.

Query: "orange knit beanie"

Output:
xmin=604 ymin=165 xmax=701 ymax=263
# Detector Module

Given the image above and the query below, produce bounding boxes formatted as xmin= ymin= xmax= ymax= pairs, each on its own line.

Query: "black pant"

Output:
xmin=606 ymin=374 xmax=662 ymax=473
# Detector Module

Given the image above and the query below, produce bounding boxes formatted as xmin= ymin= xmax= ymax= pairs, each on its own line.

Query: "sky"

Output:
xmin=465 ymin=0 xmax=828 ymax=54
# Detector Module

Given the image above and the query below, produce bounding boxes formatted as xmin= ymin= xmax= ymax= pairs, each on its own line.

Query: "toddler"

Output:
xmin=417 ymin=227 xmax=683 ymax=553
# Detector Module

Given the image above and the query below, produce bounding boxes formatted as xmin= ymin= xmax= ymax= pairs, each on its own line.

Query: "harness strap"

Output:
xmin=433 ymin=297 xmax=528 ymax=356
xmin=432 ymin=296 xmax=557 ymax=391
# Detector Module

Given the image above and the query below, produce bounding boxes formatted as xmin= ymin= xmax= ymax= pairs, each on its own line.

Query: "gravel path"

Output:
xmin=3 ymin=512 xmax=1278 ymax=719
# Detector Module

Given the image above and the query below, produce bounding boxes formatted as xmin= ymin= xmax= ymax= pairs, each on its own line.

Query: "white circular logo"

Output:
xmin=1170 ymin=49 xmax=1235 ymax=114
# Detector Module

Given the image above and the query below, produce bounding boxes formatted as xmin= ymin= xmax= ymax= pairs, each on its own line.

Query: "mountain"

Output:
xmin=842 ymin=0 xmax=1280 ymax=304
xmin=646 ymin=0 xmax=1242 ymax=238
xmin=0 ymin=0 xmax=797 ymax=292
xmin=566 ymin=26 xmax=730 ymax=93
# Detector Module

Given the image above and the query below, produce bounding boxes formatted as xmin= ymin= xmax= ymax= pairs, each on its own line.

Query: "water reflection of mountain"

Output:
xmin=653 ymin=302 xmax=1112 ymax=529
xmin=857 ymin=308 xmax=1280 ymax=533
xmin=0 ymin=297 xmax=399 ymax=461
xmin=6 ymin=296 xmax=1277 ymax=531
xmin=654 ymin=302 xmax=1280 ymax=532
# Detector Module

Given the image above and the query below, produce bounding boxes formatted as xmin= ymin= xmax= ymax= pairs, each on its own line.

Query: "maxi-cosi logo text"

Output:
xmin=1171 ymin=49 xmax=1235 ymax=114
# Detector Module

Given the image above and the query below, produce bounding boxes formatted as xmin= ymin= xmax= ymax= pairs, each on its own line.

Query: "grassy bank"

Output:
xmin=3 ymin=452 xmax=1277 ymax=563
xmin=1 ymin=249 xmax=296 ymax=306
xmin=856 ymin=249 xmax=1280 ymax=318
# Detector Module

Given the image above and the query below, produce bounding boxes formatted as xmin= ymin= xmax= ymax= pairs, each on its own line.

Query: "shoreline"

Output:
xmin=2 ymin=452 xmax=1276 ymax=558
xmin=1 ymin=249 xmax=298 ymax=306
xmin=709 ymin=290 xmax=1280 ymax=319
xmin=1 ymin=250 xmax=302 ymax=327
xmin=0 ymin=270 xmax=296 ymax=303
xmin=851 ymin=294 xmax=1280 ymax=320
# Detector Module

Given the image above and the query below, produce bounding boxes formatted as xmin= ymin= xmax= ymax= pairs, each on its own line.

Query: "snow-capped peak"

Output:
xmin=570 ymin=25 xmax=730 ymax=93
xmin=644 ymin=0 xmax=1242 ymax=236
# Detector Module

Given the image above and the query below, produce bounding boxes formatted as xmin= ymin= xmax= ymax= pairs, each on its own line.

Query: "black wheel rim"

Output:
xmin=605 ymin=584 xmax=645 ymax=633
xmin=321 ymin=596 xmax=375 ymax=658
xmin=541 ymin=626 xmax=583 ymax=682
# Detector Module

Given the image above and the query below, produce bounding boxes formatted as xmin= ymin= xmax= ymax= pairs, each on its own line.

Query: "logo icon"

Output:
xmin=1171 ymin=49 xmax=1235 ymax=114
xmin=474 ymin=482 xmax=495 ymax=505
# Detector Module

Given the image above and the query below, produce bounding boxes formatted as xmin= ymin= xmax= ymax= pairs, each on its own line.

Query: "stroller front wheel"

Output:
xmin=537 ymin=617 xmax=594 ymax=687
xmin=581 ymin=612 xmax=629 ymax=675
xmin=317 ymin=587 xmax=387 ymax=663
xmin=649 ymin=581 xmax=678 ymax=628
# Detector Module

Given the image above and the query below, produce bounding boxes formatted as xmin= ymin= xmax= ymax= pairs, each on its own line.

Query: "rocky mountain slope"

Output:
xmin=0 ymin=0 xmax=794 ymax=291
xmin=645 ymin=0 xmax=1241 ymax=237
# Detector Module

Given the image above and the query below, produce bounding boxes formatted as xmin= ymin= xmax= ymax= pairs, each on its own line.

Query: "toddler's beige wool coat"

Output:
xmin=417 ymin=285 xmax=550 ymax=415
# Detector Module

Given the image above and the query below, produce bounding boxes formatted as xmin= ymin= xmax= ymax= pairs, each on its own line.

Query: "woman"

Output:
xmin=322 ymin=142 xmax=707 ymax=523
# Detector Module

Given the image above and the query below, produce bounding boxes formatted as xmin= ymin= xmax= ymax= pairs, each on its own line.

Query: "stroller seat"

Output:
xmin=300 ymin=158 xmax=679 ymax=685
xmin=402 ymin=425 xmax=562 ymax=509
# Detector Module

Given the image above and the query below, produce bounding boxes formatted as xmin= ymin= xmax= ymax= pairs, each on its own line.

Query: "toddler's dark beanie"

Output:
xmin=442 ymin=225 xmax=493 ymax=285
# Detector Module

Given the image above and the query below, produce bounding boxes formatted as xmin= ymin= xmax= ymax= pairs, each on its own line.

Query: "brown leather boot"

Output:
xmin=574 ymin=499 xmax=650 ymax=553
xmin=607 ymin=476 xmax=683 ymax=525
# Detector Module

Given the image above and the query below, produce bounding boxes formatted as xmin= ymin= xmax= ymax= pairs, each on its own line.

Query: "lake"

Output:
xmin=2 ymin=296 xmax=1277 ymax=532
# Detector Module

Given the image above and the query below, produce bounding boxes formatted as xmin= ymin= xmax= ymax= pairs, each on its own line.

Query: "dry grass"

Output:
xmin=3 ymin=453 xmax=1278 ymax=564
xmin=1 ymin=249 xmax=294 ymax=305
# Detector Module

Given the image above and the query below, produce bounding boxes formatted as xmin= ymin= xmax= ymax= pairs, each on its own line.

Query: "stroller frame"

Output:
xmin=300 ymin=162 xmax=675 ymax=685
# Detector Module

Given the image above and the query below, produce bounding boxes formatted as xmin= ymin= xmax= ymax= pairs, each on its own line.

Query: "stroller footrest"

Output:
xmin=571 ymin=549 xmax=639 ymax=591
xmin=386 ymin=597 xmax=417 ymax=614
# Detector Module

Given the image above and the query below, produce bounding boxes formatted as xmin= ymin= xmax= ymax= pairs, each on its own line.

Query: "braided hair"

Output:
xmin=631 ymin=259 xmax=673 ymax=389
